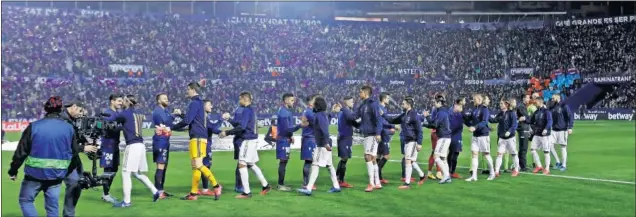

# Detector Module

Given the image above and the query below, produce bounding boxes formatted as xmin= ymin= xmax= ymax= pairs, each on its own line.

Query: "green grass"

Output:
xmin=2 ymin=121 xmax=635 ymax=216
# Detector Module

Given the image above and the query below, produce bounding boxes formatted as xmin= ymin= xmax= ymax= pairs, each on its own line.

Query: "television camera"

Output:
xmin=73 ymin=113 xmax=121 ymax=190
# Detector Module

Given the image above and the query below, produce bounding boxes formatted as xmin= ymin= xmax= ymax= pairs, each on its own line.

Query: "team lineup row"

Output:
xmin=91 ymin=82 xmax=573 ymax=207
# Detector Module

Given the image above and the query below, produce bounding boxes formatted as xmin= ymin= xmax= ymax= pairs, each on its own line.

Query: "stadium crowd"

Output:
xmin=1 ymin=6 xmax=635 ymax=119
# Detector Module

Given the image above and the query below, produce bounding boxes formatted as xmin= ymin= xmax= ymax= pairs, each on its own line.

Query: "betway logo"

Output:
xmin=608 ymin=113 xmax=634 ymax=121
xmin=574 ymin=113 xmax=597 ymax=120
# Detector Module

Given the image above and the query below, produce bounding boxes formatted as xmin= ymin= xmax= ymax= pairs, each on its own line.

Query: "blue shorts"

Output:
xmin=337 ymin=136 xmax=353 ymax=158
xmin=301 ymin=137 xmax=316 ymax=160
xmin=276 ymin=139 xmax=291 ymax=160
xmin=377 ymin=141 xmax=390 ymax=156
xmin=100 ymin=142 xmax=120 ymax=169
xmin=203 ymin=141 xmax=213 ymax=166
xmin=233 ymin=139 xmax=243 ymax=160
xmin=450 ymin=139 xmax=463 ymax=152
xmin=152 ymin=140 xmax=170 ymax=164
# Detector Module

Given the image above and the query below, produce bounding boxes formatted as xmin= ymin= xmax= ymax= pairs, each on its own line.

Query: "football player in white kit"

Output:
xmin=465 ymin=94 xmax=496 ymax=182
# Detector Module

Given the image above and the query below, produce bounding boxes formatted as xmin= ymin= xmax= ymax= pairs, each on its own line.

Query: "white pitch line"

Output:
xmin=349 ymin=156 xmax=636 ymax=185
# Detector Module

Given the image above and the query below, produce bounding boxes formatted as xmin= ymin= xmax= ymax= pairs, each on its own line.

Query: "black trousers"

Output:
xmin=517 ymin=131 xmax=529 ymax=170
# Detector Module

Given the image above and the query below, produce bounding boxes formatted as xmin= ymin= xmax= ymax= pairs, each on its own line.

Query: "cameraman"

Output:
xmin=60 ymin=100 xmax=98 ymax=217
xmin=100 ymin=94 xmax=124 ymax=203
xmin=7 ymin=97 xmax=81 ymax=217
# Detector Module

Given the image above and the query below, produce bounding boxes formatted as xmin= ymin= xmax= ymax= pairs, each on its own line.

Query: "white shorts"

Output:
xmin=404 ymin=141 xmax=419 ymax=161
xmin=239 ymin=140 xmax=259 ymax=164
xmin=363 ymin=136 xmax=378 ymax=156
xmin=497 ymin=137 xmax=518 ymax=155
xmin=122 ymin=143 xmax=148 ymax=173
xmin=470 ymin=136 xmax=491 ymax=153
xmin=551 ymin=130 xmax=569 ymax=145
xmin=312 ymin=147 xmax=333 ymax=167
xmin=531 ymin=136 xmax=552 ymax=152
xmin=434 ymin=138 xmax=451 ymax=158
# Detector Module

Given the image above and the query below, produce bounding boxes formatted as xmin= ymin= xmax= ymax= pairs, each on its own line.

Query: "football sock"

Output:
xmin=250 ymin=164 xmax=268 ymax=187
xmin=412 ymin=162 xmax=425 ymax=177
xmin=531 ymin=150 xmax=542 ymax=168
xmin=470 ymin=156 xmax=478 ymax=178
xmin=495 ymin=155 xmax=503 ymax=174
xmin=161 ymin=166 xmax=168 ymax=190
xmin=328 ymin=166 xmax=339 ymax=189
xmin=303 ymin=160 xmax=312 ymax=186
xmin=201 ymin=171 xmax=209 ymax=190
xmin=306 ymin=165 xmax=319 ymax=190
xmin=544 ymin=152 xmax=551 ymax=171
xmin=485 ymin=155 xmax=495 ymax=175
xmin=239 ymin=167 xmax=250 ymax=194
xmin=198 ymin=166 xmax=218 ymax=186
xmin=155 ymin=169 xmax=165 ymax=191
xmin=235 ymin=163 xmax=242 ymax=189
xmin=401 ymin=157 xmax=406 ymax=178
xmin=278 ymin=160 xmax=288 ymax=185
xmin=404 ymin=162 xmax=413 ymax=184
xmin=377 ymin=158 xmax=387 ymax=180
xmin=551 ymin=145 xmax=561 ymax=164
xmin=366 ymin=161 xmax=374 ymax=185
xmin=512 ymin=154 xmax=520 ymax=171
xmin=373 ymin=163 xmax=380 ymax=185
xmin=132 ymin=172 xmax=158 ymax=194
xmin=435 ymin=157 xmax=449 ymax=178
xmin=122 ymin=171 xmax=132 ymax=203
xmin=191 ymin=168 xmax=202 ymax=194
xmin=503 ymin=154 xmax=510 ymax=170
xmin=336 ymin=159 xmax=348 ymax=182
xmin=103 ymin=167 xmax=116 ymax=196
xmin=561 ymin=146 xmax=568 ymax=168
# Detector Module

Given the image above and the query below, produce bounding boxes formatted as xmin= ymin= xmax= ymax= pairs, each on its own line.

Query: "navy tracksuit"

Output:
xmin=337 ymin=108 xmax=359 ymax=158
xmin=424 ymin=107 xmax=452 ymax=139
xmin=300 ymin=108 xmax=317 ymax=161
xmin=342 ymin=98 xmax=383 ymax=136
xmin=151 ymin=106 xmax=175 ymax=164
xmin=491 ymin=110 xmax=518 ymax=140
xmin=551 ymin=102 xmax=573 ymax=132
xmin=378 ymin=104 xmax=395 ymax=156
xmin=468 ymin=105 xmax=491 ymax=137
xmin=276 ymin=106 xmax=301 ymax=160
xmin=530 ymin=106 xmax=553 ymax=137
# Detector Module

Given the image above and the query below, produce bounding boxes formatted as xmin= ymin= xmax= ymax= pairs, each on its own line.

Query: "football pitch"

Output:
xmin=1 ymin=121 xmax=634 ymax=216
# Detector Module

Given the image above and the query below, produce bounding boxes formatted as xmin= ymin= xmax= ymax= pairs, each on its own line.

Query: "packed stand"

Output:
xmin=2 ymin=6 xmax=636 ymax=119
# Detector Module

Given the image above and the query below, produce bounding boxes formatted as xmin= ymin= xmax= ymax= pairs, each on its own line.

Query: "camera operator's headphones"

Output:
xmin=44 ymin=96 xmax=64 ymax=113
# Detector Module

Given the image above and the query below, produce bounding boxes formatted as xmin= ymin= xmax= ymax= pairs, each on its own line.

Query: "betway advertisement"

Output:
xmin=572 ymin=109 xmax=634 ymax=121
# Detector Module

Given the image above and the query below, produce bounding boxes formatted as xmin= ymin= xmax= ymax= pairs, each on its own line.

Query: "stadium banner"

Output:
xmin=1 ymin=121 xmax=32 ymax=132
xmin=388 ymin=80 xmax=407 ymax=85
xmin=397 ymin=68 xmax=421 ymax=75
xmin=573 ymin=109 xmax=634 ymax=121
xmin=35 ymin=77 xmax=73 ymax=86
xmin=108 ymin=64 xmax=144 ymax=73
xmin=484 ymin=79 xmax=507 ymax=86
xmin=509 ymin=68 xmax=534 ymax=76
xmin=345 ymin=80 xmax=367 ymax=85
xmin=590 ymin=76 xmax=633 ymax=84
xmin=554 ymin=15 xmax=636 ymax=27
xmin=228 ymin=16 xmax=322 ymax=26
xmin=463 ymin=80 xmax=484 ymax=85
xmin=510 ymin=80 xmax=529 ymax=85
xmin=265 ymin=66 xmax=286 ymax=74
xmin=428 ymin=80 xmax=447 ymax=86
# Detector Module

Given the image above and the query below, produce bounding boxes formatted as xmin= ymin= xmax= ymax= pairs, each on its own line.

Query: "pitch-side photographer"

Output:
xmin=60 ymin=100 xmax=99 ymax=217
xmin=7 ymin=97 xmax=83 ymax=217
